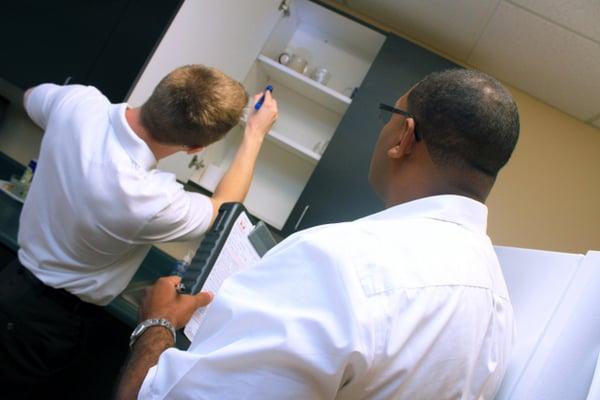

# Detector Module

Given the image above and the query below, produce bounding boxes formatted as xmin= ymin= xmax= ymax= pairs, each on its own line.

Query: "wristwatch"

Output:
xmin=129 ymin=318 xmax=177 ymax=349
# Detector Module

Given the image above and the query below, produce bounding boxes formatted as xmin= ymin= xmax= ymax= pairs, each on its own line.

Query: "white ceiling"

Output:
xmin=334 ymin=0 xmax=600 ymax=130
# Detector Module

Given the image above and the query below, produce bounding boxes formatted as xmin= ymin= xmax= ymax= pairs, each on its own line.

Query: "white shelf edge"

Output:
xmin=257 ymin=54 xmax=352 ymax=111
xmin=238 ymin=119 xmax=322 ymax=163
xmin=266 ymin=130 xmax=321 ymax=163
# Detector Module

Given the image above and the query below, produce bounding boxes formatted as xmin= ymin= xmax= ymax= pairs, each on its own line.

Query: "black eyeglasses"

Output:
xmin=378 ymin=103 xmax=421 ymax=141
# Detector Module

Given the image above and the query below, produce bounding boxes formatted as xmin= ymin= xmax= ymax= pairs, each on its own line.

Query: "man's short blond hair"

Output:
xmin=140 ymin=65 xmax=248 ymax=147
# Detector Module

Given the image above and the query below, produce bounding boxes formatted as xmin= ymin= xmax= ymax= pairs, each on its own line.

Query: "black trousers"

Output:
xmin=0 ymin=258 xmax=129 ymax=399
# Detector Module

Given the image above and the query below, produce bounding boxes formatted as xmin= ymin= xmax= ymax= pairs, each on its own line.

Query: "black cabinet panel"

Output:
xmin=0 ymin=0 xmax=128 ymax=88
xmin=0 ymin=243 xmax=16 ymax=271
xmin=86 ymin=0 xmax=183 ymax=102
xmin=0 ymin=0 xmax=182 ymax=102
xmin=282 ymin=34 xmax=459 ymax=236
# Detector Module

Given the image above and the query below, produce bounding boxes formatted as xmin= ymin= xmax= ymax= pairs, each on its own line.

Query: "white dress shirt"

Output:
xmin=139 ymin=195 xmax=514 ymax=399
xmin=19 ymin=84 xmax=213 ymax=305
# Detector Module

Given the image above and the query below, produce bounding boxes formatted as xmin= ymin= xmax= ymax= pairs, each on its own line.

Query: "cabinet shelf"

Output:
xmin=266 ymin=130 xmax=321 ymax=163
xmin=239 ymin=118 xmax=322 ymax=164
xmin=256 ymin=54 xmax=351 ymax=114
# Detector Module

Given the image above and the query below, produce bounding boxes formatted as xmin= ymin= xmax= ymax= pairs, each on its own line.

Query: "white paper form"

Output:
xmin=184 ymin=211 xmax=260 ymax=341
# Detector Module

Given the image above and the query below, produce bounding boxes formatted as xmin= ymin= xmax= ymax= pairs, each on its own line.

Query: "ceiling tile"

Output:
xmin=468 ymin=2 xmax=600 ymax=121
xmin=509 ymin=0 xmax=600 ymax=43
xmin=347 ymin=0 xmax=501 ymax=60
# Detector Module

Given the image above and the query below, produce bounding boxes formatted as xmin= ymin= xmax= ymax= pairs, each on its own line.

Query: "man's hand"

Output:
xmin=116 ymin=278 xmax=212 ymax=400
xmin=208 ymin=90 xmax=278 ymax=222
xmin=139 ymin=276 xmax=213 ymax=329
xmin=245 ymin=90 xmax=278 ymax=143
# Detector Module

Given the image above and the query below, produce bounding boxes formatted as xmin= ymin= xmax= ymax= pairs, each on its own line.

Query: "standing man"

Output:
xmin=117 ymin=68 xmax=520 ymax=400
xmin=0 ymin=65 xmax=277 ymax=394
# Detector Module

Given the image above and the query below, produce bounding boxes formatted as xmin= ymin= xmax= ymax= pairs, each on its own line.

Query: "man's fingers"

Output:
xmin=193 ymin=291 xmax=214 ymax=308
xmin=265 ymin=91 xmax=277 ymax=109
xmin=159 ymin=275 xmax=182 ymax=286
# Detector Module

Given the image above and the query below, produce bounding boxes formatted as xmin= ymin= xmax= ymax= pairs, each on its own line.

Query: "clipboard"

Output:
xmin=179 ymin=202 xmax=277 ymax=344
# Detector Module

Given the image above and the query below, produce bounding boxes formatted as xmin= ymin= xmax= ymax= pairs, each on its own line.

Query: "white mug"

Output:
xmin=289 ymin=55 xmax=308 ymax=74
xmin=312 ymin=67 xmax=331 ymax=85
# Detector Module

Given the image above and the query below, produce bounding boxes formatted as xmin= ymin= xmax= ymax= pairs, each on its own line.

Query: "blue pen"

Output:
xmin=254 ymin=85 xmax=273 ymax=110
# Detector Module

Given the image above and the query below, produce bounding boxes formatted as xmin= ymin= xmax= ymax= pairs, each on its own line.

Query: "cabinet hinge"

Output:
xmin=279 ymin=0 xmax=291 ymax=17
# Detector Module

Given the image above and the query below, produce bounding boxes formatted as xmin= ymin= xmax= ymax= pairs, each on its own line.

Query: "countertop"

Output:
xmin=0 ymin=151 xmax=175 ymax=327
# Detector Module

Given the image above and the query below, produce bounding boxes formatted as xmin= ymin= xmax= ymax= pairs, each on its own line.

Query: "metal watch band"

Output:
xmin=129 ymin=318 xmax=176 ymax=349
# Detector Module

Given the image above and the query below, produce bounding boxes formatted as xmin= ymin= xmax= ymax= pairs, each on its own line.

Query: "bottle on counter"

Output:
xmin=20 ymin=159 xmax=37 ymax=185
xmin=11 ymin=159 xmax=37 ymax=199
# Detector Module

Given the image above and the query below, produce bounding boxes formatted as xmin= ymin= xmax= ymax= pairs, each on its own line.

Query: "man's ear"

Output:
xmin=386 ymin=117 xmax=416 ymax=159
xmin=186 ymin=145 xmax=205 ymax=155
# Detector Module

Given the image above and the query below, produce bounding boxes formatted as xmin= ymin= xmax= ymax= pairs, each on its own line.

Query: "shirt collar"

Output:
xmin=361 ymin=194 xmax=488 ymax=233
xmin=110 ymin=103 xmax=157 ymax=170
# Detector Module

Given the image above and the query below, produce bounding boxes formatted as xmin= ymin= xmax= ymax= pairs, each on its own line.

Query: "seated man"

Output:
xmin=117 ymin=68 xmax=519 ymax=399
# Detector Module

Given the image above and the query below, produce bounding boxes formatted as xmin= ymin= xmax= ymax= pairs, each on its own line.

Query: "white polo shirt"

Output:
xmin=19 ymin=84 xmax=213 ymax=305
xmin=139 ymin=195 xmax=514 ymax=399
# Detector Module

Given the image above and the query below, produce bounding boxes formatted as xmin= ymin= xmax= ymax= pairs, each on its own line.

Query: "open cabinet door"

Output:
xmin=127 ymin=0 xmax=283 ymax=182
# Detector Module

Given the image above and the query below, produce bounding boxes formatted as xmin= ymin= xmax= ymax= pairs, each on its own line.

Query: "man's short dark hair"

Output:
xmin=407 ymin=69 xmax=519 ymax=177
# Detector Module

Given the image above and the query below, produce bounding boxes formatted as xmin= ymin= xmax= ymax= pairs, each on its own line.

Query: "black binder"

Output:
xmin=179 ymin=202 xmax=277 ymax=295
xmin=176 ymin=202 xmax=277 ymax=349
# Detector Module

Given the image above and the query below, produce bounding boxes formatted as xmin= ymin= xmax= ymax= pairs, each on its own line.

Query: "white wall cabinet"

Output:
xmin=128 ymin=0 xmax=385 ymax=230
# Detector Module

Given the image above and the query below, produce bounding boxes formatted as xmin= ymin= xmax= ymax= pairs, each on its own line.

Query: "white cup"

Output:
xmin=312 ymin=67 xmax=331 ymax=85
xmin=289 ymin=55 xmax=308 ymax=74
